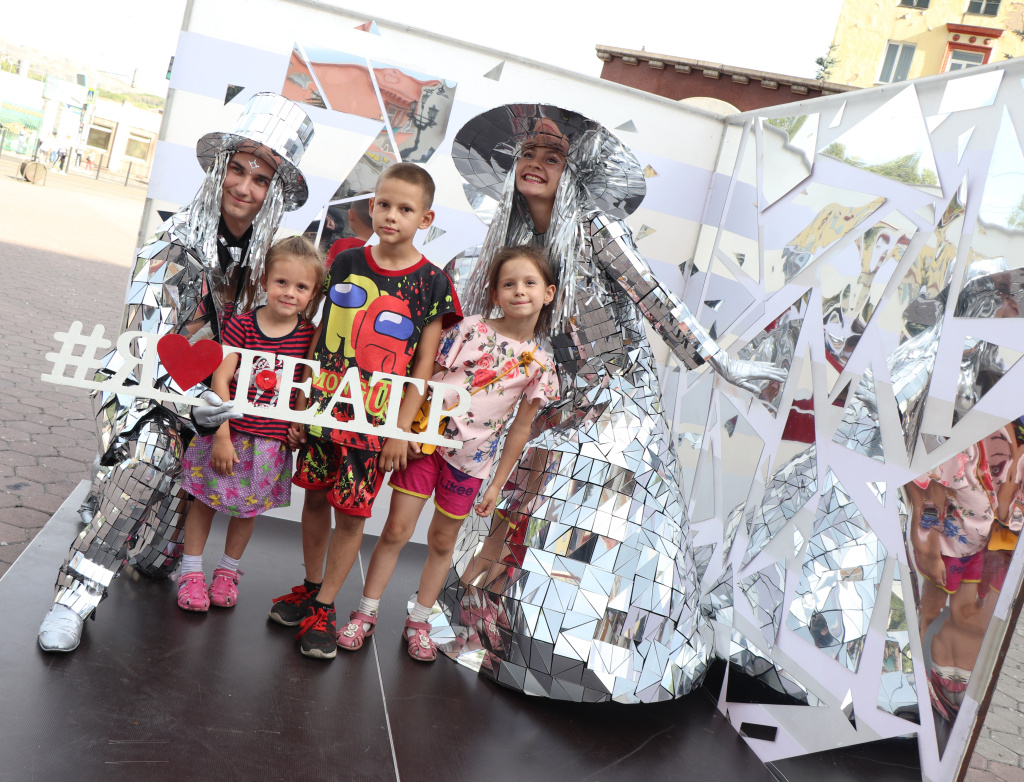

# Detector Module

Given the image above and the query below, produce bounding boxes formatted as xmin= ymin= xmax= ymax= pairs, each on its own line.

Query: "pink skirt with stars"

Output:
xmin=181 ymin=431 xmax=292 ymax=518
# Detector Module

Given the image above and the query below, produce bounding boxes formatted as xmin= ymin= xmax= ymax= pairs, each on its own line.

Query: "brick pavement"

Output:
xmin=0 ymin=153 xmax=141 ymax=577
xmin=0 ymin=151 xmax=1023 ymax=780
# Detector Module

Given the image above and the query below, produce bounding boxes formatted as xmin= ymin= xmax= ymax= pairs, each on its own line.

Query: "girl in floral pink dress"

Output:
xmin=337 ymin=245 xmax=560 ymax=660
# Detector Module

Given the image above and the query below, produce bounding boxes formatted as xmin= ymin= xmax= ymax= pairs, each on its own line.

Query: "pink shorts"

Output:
xmin=920 ymin=551 xmax=983 ymax=594
xmin=389 ymin=451 xmax=483 ymax=520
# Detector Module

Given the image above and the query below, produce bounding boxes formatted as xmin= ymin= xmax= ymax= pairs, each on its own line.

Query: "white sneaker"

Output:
xmin=38 ymin=604 xmax=84 ymax=652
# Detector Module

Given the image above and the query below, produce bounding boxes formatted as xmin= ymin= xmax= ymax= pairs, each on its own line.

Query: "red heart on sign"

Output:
xmin=156 ymin=334 xmax=224 ymax=391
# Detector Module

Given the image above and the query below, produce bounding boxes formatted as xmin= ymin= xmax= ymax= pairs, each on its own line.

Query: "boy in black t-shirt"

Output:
xmin=271 ymin=163 xmax=462 ymax=659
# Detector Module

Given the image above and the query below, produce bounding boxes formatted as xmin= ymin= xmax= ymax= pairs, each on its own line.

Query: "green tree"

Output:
xmin=766 ymin=115 xmax=809 ymax=141
xmin=815 ymin=44 xmax=839 ymax=81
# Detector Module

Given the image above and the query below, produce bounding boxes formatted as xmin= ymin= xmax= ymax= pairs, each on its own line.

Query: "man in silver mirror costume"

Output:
xmin=37 ymin=93 xmax=315 ymax=653
xmin=439 ymin=104 xmax=786 ymax=702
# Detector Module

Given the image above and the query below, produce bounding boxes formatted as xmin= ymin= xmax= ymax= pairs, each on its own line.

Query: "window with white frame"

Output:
xmin=947 ymin=48 xmax=986 ymax=70
xmin=878 ymin=42 xmax=916 ymax=83
xmin=967 ymin=0 xmax=1000 ymax=15
xmin=899 ymin=0 xmax=929 ymax=7
xmin=124 ymin=133 xmax=152 ymax=161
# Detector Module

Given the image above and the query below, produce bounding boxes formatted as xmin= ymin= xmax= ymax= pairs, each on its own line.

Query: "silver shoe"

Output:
xmin=38 ymin=604 xmax=85 ymax=652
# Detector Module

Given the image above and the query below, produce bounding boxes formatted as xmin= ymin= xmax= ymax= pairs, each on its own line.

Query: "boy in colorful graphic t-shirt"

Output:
xmin=271 ymin=163 xmax=461 ymax=659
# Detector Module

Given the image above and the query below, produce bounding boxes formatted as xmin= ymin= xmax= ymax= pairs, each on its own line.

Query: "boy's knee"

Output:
xmin=304 ymin=489 xmax=331 ymax=512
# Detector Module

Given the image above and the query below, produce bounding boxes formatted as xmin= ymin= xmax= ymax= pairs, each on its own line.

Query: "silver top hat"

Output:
xmin=196 ymin=92 xmax=315 ymax=211
xmin=451 ymin=103 xmax=646 ymax=217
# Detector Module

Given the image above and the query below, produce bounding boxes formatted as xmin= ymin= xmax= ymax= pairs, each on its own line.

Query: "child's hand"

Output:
xmin=211 ymin=435 xmax=240 ymax=476
xmin=379 ymin=438 xmax=411 ymax=473
xmin=917 ymin=551 xmax=947 ymax=588
xmin=286 ymin=422 xmax=306 ymax=450
xmin=474 ymin=483 xmax=501 ymax=517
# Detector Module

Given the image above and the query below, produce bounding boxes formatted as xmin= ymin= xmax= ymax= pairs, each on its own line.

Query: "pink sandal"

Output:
xmin=405 ymin=617 xmax=437 ymax=662
xmin=337 ymin=610 xmax=376 ymax=651
xmin=209 ymin=568 xmax=241 ymax=608
xmin=177 ymin=572 xmax=210 ymax=612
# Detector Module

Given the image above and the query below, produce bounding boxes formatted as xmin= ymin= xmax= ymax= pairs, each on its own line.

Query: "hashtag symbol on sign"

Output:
xmin=44 ymin=321 xmax=112 ymax=382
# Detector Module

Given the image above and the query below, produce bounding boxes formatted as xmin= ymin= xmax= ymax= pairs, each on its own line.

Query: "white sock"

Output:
xmin=358 ymin=595 xmax=380 ymax=616
xmin=181 ymin=554 xmax=203 ymax=575
xmin=216 ymin=553 xmax=241 ymax=572
xmin=409 ymin=601 xmax=431 ymax=625
xmin=358 ymin=595 xmax=379 ymax=633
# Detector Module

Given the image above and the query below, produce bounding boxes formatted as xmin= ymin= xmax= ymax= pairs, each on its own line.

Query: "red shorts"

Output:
xmin=389 ymin=451 xmax=483 ymax=520
xmin=292 ymin=437 xmax=383 ymax=518
xmin=920 ymin=551 xmax=983 ymax=594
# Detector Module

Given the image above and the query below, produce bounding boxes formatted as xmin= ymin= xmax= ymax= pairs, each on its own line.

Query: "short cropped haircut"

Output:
xmin=264 ymin=234 xmax=327 ymax=323
xmin=349 ymin=193 xmax=372 ymax=228
xmin=376 ymin=162 xmax=435 ymax=209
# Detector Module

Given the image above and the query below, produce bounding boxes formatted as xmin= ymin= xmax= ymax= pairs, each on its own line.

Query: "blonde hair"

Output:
xmin=263 ymin=235 xmax=326 ymax=322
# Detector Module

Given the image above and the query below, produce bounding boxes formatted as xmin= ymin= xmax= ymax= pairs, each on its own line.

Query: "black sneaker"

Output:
xmin=297 ymin=602 xmax=337 ymax=659
xmin=268 ymin=581 xmax=320 ymax=626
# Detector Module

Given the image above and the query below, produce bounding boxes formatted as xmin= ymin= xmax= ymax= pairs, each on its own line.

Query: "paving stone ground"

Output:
xmin=0 ymin=153 xmax=141 ymax=576
xmin=0 ymin=150 xmax=1022 ymax=779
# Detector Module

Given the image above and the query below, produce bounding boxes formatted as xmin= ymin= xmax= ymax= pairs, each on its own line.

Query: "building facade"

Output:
xmin=597 ymin=46 xmax=856 ymax=114
xmin=829 ymin=0 xmax=1024 ymax=87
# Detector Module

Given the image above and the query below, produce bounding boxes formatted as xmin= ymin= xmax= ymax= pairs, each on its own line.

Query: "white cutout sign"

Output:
xmin=41 ymin=322 xmax=470 ymax=449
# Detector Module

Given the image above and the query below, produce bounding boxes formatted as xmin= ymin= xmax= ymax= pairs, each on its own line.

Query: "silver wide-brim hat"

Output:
xmin=196 ymin=92 xmax=314 ymax=211
xmin=452 ymin=103 xmax=646 ymax=217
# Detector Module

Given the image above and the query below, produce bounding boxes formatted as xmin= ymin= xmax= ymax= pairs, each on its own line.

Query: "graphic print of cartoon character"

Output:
xmin=325 ymin=274 xmax=415 ymax=374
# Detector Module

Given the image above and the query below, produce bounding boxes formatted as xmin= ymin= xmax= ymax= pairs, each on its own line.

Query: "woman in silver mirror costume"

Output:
xmin=439 ymin=104 xmax=785 ymax=702
xmin=37 ymin=93 xmax=315 ymax=653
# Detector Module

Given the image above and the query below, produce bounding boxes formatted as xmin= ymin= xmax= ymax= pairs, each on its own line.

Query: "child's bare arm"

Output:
xmin=294 ymin=321 xmax=323 ymax=412
xmin=210 ymin=352 xmax=241 ymax=475
xmin=475 ymin=397 xmax=542 ymax=516
xmin=378 ymin=319 xmax=445 ymax=472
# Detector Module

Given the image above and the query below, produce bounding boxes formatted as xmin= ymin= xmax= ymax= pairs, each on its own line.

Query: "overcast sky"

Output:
xmin=1 ymin=0 xmax=844 ymax=94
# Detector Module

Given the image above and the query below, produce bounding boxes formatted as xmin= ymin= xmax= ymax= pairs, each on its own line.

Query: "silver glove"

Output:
xmin=708 ymin=350 xmax=788 ymax=396
xmin=193 ymin=390 xmax=243 ymax=428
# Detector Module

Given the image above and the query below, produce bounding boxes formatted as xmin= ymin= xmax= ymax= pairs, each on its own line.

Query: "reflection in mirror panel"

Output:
xmin=956 ymin=110 xmax=1024 ymax=322
xmin=877 ymin=566 xmax=920 ymax=724
xmin=307 ymin=196 xmax=372 ymax=257
xmin=743 ymin=445 xmax=818 ymax=567
xmin=671 ymin=373 xmax=714 ymax=501
xmin=370 ymin=61 xmax=457 ymax=164
xmin=868 ymin=481 xmax=886 ymax=505
xmin=303 ymin=45 xmax=383 ymax=120
xmin=693 ymin=542 xmax=717 ymax=585
xmin=717 ymin=124 xmax=760 ymax=283
xmin=719 ymin=398 xmax=765 ymax=558
xmin=829 ymin=102 xmax=846 ymax=129
xmin=820 ymin=212 xmax=916 ymax=388
xmin=764 ymin=183 xmax=885 ymax=293
xmin=692 ymin=441 xmax=716 ymax=523
xmin=937 ymin=68 xmax=1003 ymax=115
xmin=957 ymin=127 xmax=974 ymax=165
xmin=727 ymin=629 xmax=824 ymax=706
xmin=787 ymin=469 xmax=888 ymax=672
xmin=462 ymin=182 xmax=498 ymax=226
xmin=737 ymin=290 xmax=810 ymax=416
xmin=833 ymin=364 xmax=885 ymax=462
xmin=761 ymin=114 xmax=817 ymax=207
xmin=739 ymin=562 xmax=786 ymax=650
xmin=701 ymin=263 xmax=756 ymax=338
xmin=901 ymin=419 xmax=1024 ymax=753
xmin=701 ymin=564 xmax=734 ymax=624
xmin=886 ymin=179 xmax=967 ymax=460
xmin=820 ymin=86 xmax=940 ymax=194
xmin=775 ymin=348 xmax=815 ymax=468
xmin=953 ymin=337 xmax=1023 ymax=426
xmin=282 ymin=45 xmax=326 ymax=109
xmin=332 ymin=131 xmax=395 ymax=202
